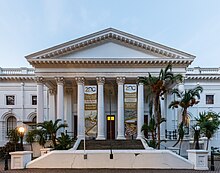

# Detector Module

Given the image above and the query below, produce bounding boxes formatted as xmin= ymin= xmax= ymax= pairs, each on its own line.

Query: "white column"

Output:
xmin=96 ymin=77 xmax=105 ymax=140
xmin=166 ymin=91 xmax=174 ymax=131
xmin=65 ymin=88 xmax=72 ymax=133
xmin=137 ymin=82 xmax=144 ymax=139
xmin=75 ymin=77 xmax=85 ymax=139
xmin=36 ymin=77 xmax=44 ymax=123
xmin=56 ymin=77 xmax=64 ymax=124
xmin=49 ymin=89 xmax=56 ymax=122
xmin=116 ymin=77 xmax=126 ymax=140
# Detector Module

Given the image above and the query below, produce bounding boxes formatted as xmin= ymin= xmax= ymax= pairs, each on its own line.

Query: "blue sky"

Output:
xmin=0 ymin=0 xmax=220 ymax=67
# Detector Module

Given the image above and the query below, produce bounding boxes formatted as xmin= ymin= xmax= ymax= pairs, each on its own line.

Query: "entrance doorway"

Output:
xmin=107 ymin=115 xmax=115 ymax=139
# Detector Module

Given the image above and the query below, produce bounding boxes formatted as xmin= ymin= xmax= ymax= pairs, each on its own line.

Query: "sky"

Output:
xmin=0 ymin=0 xmax=220 ymax=68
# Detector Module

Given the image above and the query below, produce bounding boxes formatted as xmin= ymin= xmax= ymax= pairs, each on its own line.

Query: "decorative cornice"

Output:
xmin=96 ymin=77 xmax=105 ymax=84
xmin=75 ymin=77 xmax=85 ymax=84
xmin=28 ymin=58 xmax=194 ymax=67
xmin=0 ymin=76 xmax=34 ymax=81
xmin=116 ymin=76 xmax=126 ymax=84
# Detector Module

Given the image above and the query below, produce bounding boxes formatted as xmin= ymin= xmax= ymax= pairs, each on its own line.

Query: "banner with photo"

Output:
xmin=124 ymin=84 xmax=137 ymax=139
xmin=84 ymin=85 xmax=97 ymax=138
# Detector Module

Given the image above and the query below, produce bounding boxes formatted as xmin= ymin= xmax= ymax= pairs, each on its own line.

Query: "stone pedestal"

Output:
xmin=40 ymin=148 xmax=53 ymax=156
xmin=187 ymin=150 xmax=209 ymax=170
xmin=10 ymin=151 xmax=33 ymax=169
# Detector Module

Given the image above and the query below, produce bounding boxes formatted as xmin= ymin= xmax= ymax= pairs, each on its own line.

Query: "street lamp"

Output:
xmin=18 ymin=126 xmax=25 ymax=151
xmin=195 ymin=125 xmax=200 ymax=150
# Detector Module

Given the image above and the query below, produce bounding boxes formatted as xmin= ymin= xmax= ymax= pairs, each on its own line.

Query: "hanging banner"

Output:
xmin=84 ymin=85 xmax=97 ymax=138
xmin=124 ymin=84 xmax=137 ymax=139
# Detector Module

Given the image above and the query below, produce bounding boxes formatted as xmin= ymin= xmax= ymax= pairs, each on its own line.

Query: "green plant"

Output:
xmin=55 ymin=133 xmax=73 ymax=150
xmin=169 ymin=85 xmax=203 ymax=147
xmin=26 ymin=130 xmax=36 ymax=151
xmin=195 ymin=111 xmax=220 ymax=150
xmin=37 ymin=119 xmax=68 ymax=147
xmin=139 ymin=63 xmax=182 ymax=149
xmin=141 ymin=116 xmax=166 ymax=149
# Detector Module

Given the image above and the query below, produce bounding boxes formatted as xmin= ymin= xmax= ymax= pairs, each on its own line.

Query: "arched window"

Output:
xmin=32 ymin=116 xmax=36 ymax=123
xmin=7 ymin=116 xmax=17 ymax=135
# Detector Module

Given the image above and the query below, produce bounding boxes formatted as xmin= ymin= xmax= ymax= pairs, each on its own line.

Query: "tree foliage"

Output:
xmin=195 ymin=111 xmax=220 ymax=150
xmin=139 ymin=63 xmax=182 ymax=149
xmin=169 ymin=85 xmax=203 ymax=147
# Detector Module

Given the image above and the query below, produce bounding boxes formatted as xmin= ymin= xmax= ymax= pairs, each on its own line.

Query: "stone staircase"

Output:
xmin=77 ymin=139 xmax=144 ymax=150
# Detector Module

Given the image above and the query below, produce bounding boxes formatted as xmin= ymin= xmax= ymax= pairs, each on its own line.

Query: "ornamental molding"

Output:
xmin=96 ymin=77 xmax=105 ymax=84
xmin=116 ymin=76 xmax=126 ymax=84
xmin=26 ymin=28 xmax=195 ymax=66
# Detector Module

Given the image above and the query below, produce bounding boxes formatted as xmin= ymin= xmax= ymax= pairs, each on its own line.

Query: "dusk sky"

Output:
xmin=0 ymin=0 xmax=220 ymax=68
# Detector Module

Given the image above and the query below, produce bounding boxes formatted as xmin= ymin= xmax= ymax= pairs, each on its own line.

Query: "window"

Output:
xmin=7 ymin=116 xmax=17 ymax=135
xmin=32 ymin=95 xmax=37 ymax=105
xmin=206 ymin=95 xmax=214 ymax=104
xmin=6 ymin=95 xmax=15 ymax=105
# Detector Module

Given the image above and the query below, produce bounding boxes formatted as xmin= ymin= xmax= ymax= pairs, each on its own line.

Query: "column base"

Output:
xmin=96 ymin=136 xmax=106 ymax=140
xmin=77 ymin=135 xmax=85 ymax=139
xmin=136 ymin=135 xmax=144 ymax=140
xmin=117 ymin=136 xmax=126 ymax=140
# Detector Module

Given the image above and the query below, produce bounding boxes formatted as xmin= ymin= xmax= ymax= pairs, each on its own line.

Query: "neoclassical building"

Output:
xmin=0 ymin=28 xmax=220 ymax=146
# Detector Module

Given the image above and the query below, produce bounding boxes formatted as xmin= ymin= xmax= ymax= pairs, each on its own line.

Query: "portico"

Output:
xmin=26 ymin=28 xmax=194 ymax=140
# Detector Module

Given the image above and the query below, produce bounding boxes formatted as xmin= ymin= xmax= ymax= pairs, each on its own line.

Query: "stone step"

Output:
xmin=77 ymin=139 xmax=144 ymax=150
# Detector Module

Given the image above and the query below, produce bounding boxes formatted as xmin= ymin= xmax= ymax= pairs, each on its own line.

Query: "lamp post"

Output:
xmin=195 ymin=125 xmax=200 ymax=150
xmin=18 ymin=126 xmax=25 ymax=151
xmin=109 ymin=90 xmax=113 ymax=159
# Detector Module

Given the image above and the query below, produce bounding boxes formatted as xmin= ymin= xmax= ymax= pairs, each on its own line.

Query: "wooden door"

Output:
xmin=107 ymin=115 xmax=115 ymax=139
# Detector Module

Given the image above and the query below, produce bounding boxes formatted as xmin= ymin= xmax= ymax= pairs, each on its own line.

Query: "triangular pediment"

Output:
xmin=60 ymin=41 xmax=161 ymax=59
xmin=26 ymin=28 xmax=195 ymax=66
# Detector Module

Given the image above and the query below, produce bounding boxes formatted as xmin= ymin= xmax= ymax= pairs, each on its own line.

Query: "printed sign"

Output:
xmin=84 ymin=86 xmax=97 ymax=138
xmin=124 ymin=84 xmax=137 ymax=139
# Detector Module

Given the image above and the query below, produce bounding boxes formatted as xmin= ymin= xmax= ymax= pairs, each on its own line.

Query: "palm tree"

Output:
xmin=169 ymin=85 xmax=203 ymax=147
xmin=26 ymin=130 xmax=35 ymax=151
xmin=139 ymin=63 xmax=183 ymax=149
xmin=195 ymin=111 xmax=220 ymax=150
xmin=37 ymin=119 xmax=68 ymax=147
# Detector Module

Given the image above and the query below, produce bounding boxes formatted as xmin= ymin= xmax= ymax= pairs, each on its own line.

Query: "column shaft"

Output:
xmin=49 ymin=89 xmax=56 ymax=122
xmin=137 ymin=83 xmax=144 ymax=139
xmin=56 ymin=77 xmax=64 ymax=124
xmin=96 ymin=77 xmax=105 ymax=140
xmin=76 ymin=77 xmax=85 ymax=139
xmin=36 ymin=77 xmax=44 ymax=123
xmin=117 ymin=77 xmax=126 ymax=140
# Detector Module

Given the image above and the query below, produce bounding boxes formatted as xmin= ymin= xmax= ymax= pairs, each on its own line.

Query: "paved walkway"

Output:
xmin=0 ymin=159 xmax=220 ymax=173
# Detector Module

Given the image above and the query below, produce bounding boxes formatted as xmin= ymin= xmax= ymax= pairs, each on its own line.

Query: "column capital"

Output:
xmin=116 ymin=76 xmax=125 ymax=85
xmin=35 ymin=77 xmax=44 ymax=84
xmin=55 ymin=77 xmax=65 ymax=85
xmin=49 ymin=89 xmax=56 ymax=95
xmin=96 ymin=77 xmax=105 ymax=85
xmin=75 ymin=77 xmax=85 ymax=84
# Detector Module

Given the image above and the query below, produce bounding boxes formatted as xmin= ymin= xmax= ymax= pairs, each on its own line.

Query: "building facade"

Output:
xmin=0 ymin=28 xmax=219 ymax=147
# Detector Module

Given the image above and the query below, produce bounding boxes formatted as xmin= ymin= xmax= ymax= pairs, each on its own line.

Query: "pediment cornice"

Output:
xmin=26 ymin=28 xmax=195 ymax=64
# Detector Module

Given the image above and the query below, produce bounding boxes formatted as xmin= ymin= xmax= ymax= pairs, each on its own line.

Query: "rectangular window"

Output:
xmin=32 ymin=95 xmax=37 ymax=105
xmin=6 ymin=95 xmax=15 ymax=105
xmin=206 ymin=95 xmax=214 ymax=104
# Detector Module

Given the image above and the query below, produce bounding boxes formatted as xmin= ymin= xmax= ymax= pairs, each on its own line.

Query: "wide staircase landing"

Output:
xmin=77 ymin=139 xmax=144 ymax=150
